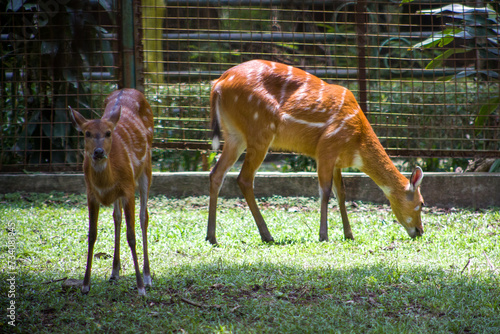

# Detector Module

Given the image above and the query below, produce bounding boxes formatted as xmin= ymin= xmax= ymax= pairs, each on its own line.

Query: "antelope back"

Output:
xmin=102 ymin=89 xmax=154 ymax=178
xmin=69 ymin=89 xmax=154 ymax=205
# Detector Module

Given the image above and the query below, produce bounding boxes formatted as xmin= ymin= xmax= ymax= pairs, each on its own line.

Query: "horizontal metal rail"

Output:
xmin=152 ymin=68 xmax=465 ymax=80
xmin=162 ymin=31 xmax=433 ymax=42
xmin=152 ymin=141 xmax=500 ymax=158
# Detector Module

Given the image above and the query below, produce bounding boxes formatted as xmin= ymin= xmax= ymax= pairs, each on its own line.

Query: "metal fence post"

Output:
xmin=356 ymin=0 xmax=368 ymax=114
xmin=120 ymin=0 xmax=144 ymax=91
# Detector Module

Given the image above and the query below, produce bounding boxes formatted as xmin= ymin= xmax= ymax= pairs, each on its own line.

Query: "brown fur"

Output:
xmin=69 ymin=88 xmax=154 ymax=295
xmin=207 ymin=60 xmax=424 ymax=244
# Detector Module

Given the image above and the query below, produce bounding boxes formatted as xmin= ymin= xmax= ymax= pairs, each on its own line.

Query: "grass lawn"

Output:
xmin=1 ymin=192 xmax=499 ymax=333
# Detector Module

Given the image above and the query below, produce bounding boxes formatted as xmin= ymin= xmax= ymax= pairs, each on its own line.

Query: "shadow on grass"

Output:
xmin=5 ymin=260 xmax=500 ymax=334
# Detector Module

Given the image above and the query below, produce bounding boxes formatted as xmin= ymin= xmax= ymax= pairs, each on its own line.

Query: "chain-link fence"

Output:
xmin=1 ymin=0 xmax=499 ymax=172
xmin=143 ymin=0 xmax=499 ymax=159
xmin=1 ymin=0 xmax=121 ymax=172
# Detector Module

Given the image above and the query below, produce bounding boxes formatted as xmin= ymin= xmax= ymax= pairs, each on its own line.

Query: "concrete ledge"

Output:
xmin=0 ymin=172 xmax=498 ymax=208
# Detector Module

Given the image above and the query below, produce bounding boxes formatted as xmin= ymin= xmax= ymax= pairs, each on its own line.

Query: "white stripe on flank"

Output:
xmin=337 ymin=88 xmax=348 ymax=112
xmin=316 ymin=81 xmax=325 ymax=104
xmin=293 ymin=75 xmax=310 ymax=103
xmin=280 ymin=68 xmax=293 ymax=106
xmin=254 ymin=83 xmax=280 ymax=110
xmin=327 ymin=124 xmax=344 ymax=138
xmin=282 ymin=114 xmax=325 ymax=128
xmin=325 ymin=108 xmax=359 ymax=139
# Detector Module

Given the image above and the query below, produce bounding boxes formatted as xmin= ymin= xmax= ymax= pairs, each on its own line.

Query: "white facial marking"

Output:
xmin=406 ymin=217 xmax=413 ymax=224
xmin=254 ymin=112 xmax=259 ymax=120
xmin=234 ymin=95 xmax=239 ymax=102
xmin=248 ymin=94 xmax=253 ymax=102
xmin=270 ymin=123 xmax=276 ymax=130
xmin=228 ymin=75 xmax=235 ymax=81
xmin=414 ymin=205 xmax=420 ymax=211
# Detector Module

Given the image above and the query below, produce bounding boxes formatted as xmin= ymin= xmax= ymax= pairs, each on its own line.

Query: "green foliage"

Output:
xmin=0 ymin=193 xmax=499 ymax=333
xmin=153 ymin=149 xmax=209 ymax=172
xmin=1 ymin=1 xmax=116 ymax=166
xmin=409 ymin=3 xmax=500 ymax=133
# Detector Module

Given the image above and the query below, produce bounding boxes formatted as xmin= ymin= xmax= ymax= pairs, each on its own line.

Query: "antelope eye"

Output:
xmin=105 ymin=131 xmax=112 ymax=138
xmin=85 ymin=131 xmax=91 ymax=138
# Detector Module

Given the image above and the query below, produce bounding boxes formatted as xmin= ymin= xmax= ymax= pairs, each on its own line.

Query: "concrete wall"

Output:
xmin=0 ymin=172 xmax=498 ymax=208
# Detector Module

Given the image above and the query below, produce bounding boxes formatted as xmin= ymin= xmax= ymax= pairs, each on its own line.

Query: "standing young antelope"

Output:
xmin=207 ymin=60 xmax=424 ymax=244
xmin=69 ymin=89 xmax=154 ymax=295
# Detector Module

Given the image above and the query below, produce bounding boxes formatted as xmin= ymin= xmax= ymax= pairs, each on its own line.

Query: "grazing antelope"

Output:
xmin=69 ymin=89 xmax=154 ymax=295
xmin=207 ymin=60 xmax=424 ymax=244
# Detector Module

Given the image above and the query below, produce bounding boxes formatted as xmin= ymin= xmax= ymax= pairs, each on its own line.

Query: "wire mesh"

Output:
xmin=1 ymin=1 xmax=499 ymax=173
xmin=142 ymin=0 xmax=499 ymax=160
xmin=1 ymin=0 xmax=120 ymax=172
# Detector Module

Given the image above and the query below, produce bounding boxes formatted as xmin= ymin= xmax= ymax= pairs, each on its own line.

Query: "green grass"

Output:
xmin=1 ymin=192 xmax=499 ymax=333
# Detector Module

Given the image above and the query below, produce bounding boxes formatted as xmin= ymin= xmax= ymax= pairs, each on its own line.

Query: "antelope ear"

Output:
xmin=409 ymin=166 xmax=424 ymax=191
xmin=68 ymin=106 xmax=87 ymax=132
xmin=105 ymin=106 xmax=121 ymax=128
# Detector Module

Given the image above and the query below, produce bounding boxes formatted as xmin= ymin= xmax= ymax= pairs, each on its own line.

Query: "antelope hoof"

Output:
xmin=319 ymin=234 xmax=329 ymax=242
xmin=81 ymin=285 xmax=90 ymax=295
xmin=262 ymin=236 xmax=275 ymax=244
xmin=138 ymin=287 xmax=147 ymax=296
xmin=143 ymin=274 xmax=152 ymax=287
xmin=206 ymin=236 xmax=218 ymax=245
xmin=344 ymin=233 xmax=354 ymax=241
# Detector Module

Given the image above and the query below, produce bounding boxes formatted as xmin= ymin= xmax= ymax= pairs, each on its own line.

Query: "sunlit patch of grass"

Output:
xmin=1 ymin=192 xmax=499 ymax=333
